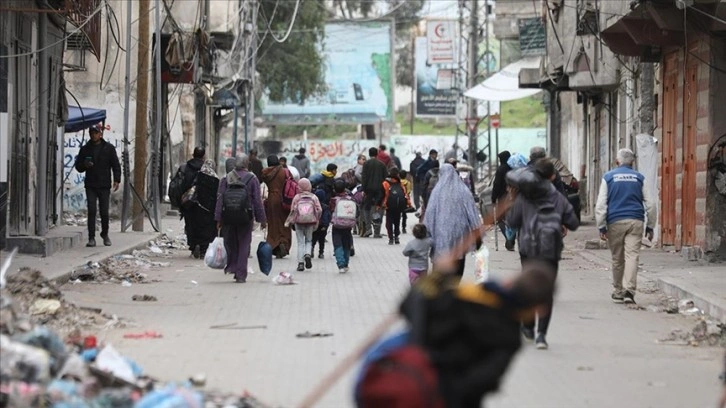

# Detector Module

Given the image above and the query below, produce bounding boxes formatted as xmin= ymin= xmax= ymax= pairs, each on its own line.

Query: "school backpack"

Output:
xmin=331 ymin=196 xmax=358 ymax=229
xmin=521 ymin=201 xmax=563 ymax=262
xmin=168 ymin=164 xmax=186 ymax=208
xmin=386 ymin=179 xmax=407 ymax=211
xmin=355 ymin=332 xmax=445 ymax=408
xmin=221 ymin=173 xmax=255 ymax=225
xmin=294 ymin=195 xmax=318 ymax=225
xmin=281 ymin=169 xmax=298 ymax=211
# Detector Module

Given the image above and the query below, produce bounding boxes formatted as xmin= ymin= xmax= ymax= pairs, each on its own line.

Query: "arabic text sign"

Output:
xmin=427 ymin=20 xmax=456 ymax=65
xmin=416 ymin=37 xmax=457 ymax=117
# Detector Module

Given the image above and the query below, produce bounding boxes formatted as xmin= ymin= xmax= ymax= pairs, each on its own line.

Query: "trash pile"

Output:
xmin=69 ymin=236 xmax=187 ymax=284
xmin=658 ymin=317 xmax=726 ymax=347
xmin=2 ymin=268 xmax=127 ymax=336
xmin=62 ymin=212 xmax=89 ymax=227
xmin=1 ymin=275 xmax=274 ymax=407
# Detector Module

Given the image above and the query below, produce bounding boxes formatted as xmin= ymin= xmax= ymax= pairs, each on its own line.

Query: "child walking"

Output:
xmin=382 ymin=168 xmax=410 ymax=245
xmin=284 ymin=178 xmax=322 ymax=272
xmin=330 ymin=179 xmax=358 ymax=273
xmin=399 ymin=170 xmax=413 ymax=234
xmin=402 ymin=223 xmax=432 ymax=285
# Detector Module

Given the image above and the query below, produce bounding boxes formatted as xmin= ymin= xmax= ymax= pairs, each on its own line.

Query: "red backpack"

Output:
xmin=356 ymin=337 xmax=444 ymax=408
xmin=281 ymin=169 xmax=298 ymax=211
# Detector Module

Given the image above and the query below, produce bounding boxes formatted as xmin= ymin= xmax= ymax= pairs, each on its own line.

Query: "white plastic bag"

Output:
xmin=474 ymin=246 xmax=490 ymax=283
xmin=272 ymin=272 xmax=295 ymax=285
xmin=204 ymin=237 xmax=227 ymax=269
xmin=95 ymin=344 xmax=136 ymax=383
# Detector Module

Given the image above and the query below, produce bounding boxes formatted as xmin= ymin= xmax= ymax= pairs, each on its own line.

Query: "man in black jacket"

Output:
xmin=361 ymin=147 xmax=388 ymax=238
xmin=74 ymin=125 xmax=121 ymax=247
xmin=491 ymin=150 xmax=513 ymax=250
xmin=409 ymin=152 xmax=425 ymax=209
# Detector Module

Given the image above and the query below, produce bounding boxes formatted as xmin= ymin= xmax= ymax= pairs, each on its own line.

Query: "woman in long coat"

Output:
xmin=215 ymin=155 xmax=266 ymax=283
xmin=261 ymin=155 xmax=292 ymax=258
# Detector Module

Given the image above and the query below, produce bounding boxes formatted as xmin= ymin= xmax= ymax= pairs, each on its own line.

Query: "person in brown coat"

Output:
xmin=261 ymin=155 xmax=292 ymax=258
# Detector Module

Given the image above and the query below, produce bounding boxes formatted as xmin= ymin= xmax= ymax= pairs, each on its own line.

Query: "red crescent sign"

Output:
xmin=434 ymin=24 xmax=446 ymax=38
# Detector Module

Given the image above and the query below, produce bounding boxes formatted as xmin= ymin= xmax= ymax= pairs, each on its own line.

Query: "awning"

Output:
xmin=64 ymin=106 xmax=106 ymax=133
xmin=464 ymin=57 xmax=543 ymax=102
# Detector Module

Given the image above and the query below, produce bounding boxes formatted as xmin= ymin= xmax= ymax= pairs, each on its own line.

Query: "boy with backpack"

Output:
xmin=382 ymin=168 xmax=409 ymax=245
xmin=330 ymin=179 xmax=358 ymax=273
xmin=505 ymin=158 xmax=579 ymax=349
xmin=285 ymin=178 xmax=323 ymax=272
xmin=310 ymin=164 xmax=337 ymax=259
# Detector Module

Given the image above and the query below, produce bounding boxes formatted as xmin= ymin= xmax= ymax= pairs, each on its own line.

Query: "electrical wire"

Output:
xmin=0 ymin=2 xmax=105 ymax=59
xmin=268 ymin=0 xmax=301 ymax=43
xmin=687 ymin=4 xmax=726 ymax=26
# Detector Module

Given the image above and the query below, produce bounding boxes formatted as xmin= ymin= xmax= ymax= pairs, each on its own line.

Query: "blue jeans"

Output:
xmin=332 ymin=228 xmax=353 ymax=268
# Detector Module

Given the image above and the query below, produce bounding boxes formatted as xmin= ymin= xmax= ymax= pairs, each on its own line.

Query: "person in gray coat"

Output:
xmin=291 ymin=147 xmax=311 ymax=179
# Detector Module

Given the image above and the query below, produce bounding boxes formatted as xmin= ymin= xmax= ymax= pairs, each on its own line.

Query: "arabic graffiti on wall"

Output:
xmin=63 ymin=132 xmax=123 ymax=212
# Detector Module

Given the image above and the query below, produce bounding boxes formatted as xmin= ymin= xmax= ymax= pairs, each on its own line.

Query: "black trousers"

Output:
xmin=385 ymin=208 xmax=402 ymax=239
xmin=86 ymin=187 xmax=110 ymax=239
xmin=311 ymin=226 xmax=328 ymax=255
xmin=413 ymin=182 xmax=423 ymax=209
xmin=520 ymin=255 xmax=559 ymax=335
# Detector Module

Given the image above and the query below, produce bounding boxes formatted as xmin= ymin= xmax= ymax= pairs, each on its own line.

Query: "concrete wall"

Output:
xmin=706 ymin=36 xmax=726 ymax=255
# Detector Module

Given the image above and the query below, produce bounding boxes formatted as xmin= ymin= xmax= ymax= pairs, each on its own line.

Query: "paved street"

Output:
xmin=58 ymin=216 xmax=723 ymax=408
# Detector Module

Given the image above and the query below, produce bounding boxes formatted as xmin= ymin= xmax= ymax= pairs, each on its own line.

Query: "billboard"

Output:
xmin=426 ymin=20 xmax=456 ymax=65
xmin=415 ymin=37 xmax=458 ymax=117
xmin=259 ymin=21 xmax=393 ymax=125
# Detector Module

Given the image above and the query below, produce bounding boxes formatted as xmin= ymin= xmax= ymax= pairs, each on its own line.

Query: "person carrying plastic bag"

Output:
xmin=204 ymin=235 xmax=227 ymax=269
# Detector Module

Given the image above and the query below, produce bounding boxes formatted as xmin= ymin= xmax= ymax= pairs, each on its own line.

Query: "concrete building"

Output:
xmin=600 ymin=0 xmax=726 ymax=256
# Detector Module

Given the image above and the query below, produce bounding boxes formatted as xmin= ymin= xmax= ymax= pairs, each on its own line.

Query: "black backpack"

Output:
xmin=386 ymin=179 xmax=407 ymax=211
xmin=523 ymin=201 xmax=563 ymax=262
xmin=221 ymin=173 xmax=255 ymax=225
xmin=168 ymin=164 xmax=186 ymax=208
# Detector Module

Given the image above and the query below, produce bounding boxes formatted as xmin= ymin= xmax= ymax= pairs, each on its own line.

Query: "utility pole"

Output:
xmin=466 ymin=0 xmax=479 ymax=181
xmin=151 ymin=0 xmax=162 ymax=229
xmin=133 ymin=0 xmax=150 ymax=232
xmin=121 ymin=0 xmax=133 ymax=232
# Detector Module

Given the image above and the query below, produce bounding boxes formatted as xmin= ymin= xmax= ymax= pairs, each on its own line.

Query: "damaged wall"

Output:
xmin=706 ymin=37 xmax=726 ymax=255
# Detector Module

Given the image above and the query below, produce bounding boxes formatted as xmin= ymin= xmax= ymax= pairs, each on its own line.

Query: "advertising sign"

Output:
xmin=519 ymin=18 xmax=546 ymax=57
xmin=259 ymin=21 xmax=393 ymax=125
xmin=426 ymin=20 xmax=456 ymax=64
xmin=415 ymin=37 xmax=458 ymax=117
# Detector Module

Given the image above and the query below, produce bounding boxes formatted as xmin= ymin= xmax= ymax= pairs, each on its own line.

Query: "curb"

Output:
xmin=50 ymin=234 xmax=164 ymax=287
xmin=657 ymin=277 xmax=726 ymax=323
xmin=576 ymin=248 xmax=726 ymax=323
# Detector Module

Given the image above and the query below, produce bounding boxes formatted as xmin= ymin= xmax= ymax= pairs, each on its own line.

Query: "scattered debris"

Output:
xmin=296 ymin=331 xmax=333 ymax=338
xmin=576 ymin=366 xmax=594 ymax=371
xmin=584 ymin=239 xmax=608 ymax=250
xmin=272 ymin=272 xmax=296 ymax=285
xmin=131 ymin=295 xmax=157 ymax=302
xmin=658 ymin=318 xmax=726 ymax=347
xmin=122 ymin=331 xmax=163 ymax=340
xmin=209 ymin=324 xmax=267 ymax=330
xmin=189 ymin=373 xmax=207 ymax=387
xmin=29 ymin=299 xmax=62 ymax=316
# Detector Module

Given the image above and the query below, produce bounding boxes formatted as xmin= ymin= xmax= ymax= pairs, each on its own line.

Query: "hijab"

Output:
xmin=200 ymin=159 xmax=219 ymax=178
xmin=267 ymin=155 xmax=280 ymax=167
xmin=424 ymin=164 xmax=481 ymax=258
xmin=298 ymin=178 xmax=312 ymax=193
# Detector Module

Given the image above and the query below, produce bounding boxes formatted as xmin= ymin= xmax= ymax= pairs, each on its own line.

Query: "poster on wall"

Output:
xmin=259 ymin=21 xmax=393 ymax=125
xmin=415 ymin=37 xmax=458 ymax=117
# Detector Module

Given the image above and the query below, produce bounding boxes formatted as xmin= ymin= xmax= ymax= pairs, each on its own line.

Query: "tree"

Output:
xmin=256 ymin=0 xmax=328 ymax=103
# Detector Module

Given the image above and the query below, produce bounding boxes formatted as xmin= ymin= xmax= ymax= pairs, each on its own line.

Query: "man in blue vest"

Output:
xmin=596 ymin=148 xmax=656 ymax=304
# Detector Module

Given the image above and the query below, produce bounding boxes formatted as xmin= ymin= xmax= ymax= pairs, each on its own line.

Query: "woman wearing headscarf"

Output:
xmin=261 ymin=154 xmax=292 ymax=258
xmin=215 ymin=155 xmax=266 ymax=283
xmin=182 ymin=149 xmax=220 ymax=259
xmin=424 ymin=163 xmax=482 ymax=282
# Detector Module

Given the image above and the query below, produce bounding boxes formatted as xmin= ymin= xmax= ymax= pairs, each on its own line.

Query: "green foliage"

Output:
xmin=500 ymin=95 xmax=547 ymax=128
xmin=257 ymin=0 xmax=328 ymax=103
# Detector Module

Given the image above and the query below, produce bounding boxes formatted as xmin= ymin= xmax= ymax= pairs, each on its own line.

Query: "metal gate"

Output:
xmin=681 ymin=54 xmax=698 ymax=247
xmin=9 ymin=45 xmax=31 ymax=236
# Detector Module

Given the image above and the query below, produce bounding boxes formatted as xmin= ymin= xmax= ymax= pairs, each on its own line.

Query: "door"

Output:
xmin=661 ymin=52 xmax=678 ymax=246
xmin=681 ymin=60 xmax=698 ymax=246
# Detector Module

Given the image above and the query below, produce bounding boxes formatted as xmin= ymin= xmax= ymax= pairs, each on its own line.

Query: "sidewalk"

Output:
xmin=569 ymin=220 xmax=726 ymax=323
xmin=1 ymin=218 xmax=168 ymax=284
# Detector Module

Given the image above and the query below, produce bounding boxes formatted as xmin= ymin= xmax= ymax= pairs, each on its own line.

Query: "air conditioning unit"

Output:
xmin=675 ymin=0 xmax=694 ymax=10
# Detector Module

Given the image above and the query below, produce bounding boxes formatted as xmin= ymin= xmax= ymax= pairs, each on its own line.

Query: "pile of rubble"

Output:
xmin=1 ymin=268 xmax=126 ymax=336
xmin=1 ymin=271 xmax=273 ymax=407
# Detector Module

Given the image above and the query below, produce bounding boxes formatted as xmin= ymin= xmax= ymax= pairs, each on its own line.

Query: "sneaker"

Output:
xmin=623 ymin=290 xmax=636 ymax=304
xmin=318 ymin=253 xmax=324 ymax=259
xmin=505 ymin=239 xmax=515 ymax=251
xmin=343 ymin=267 xmax=350 ymax=273
xmin=304 ymin=255 xmax=313 ymax=269
xmin=373 ymin=234 xmax=383 ymax=239
xmin=350 ymin=247 xmax=355 ymax=257
xmin=101 ymin=235 xmax=112 ymax=246
xmin=388 ymin=239 xmax=394 ymax=245
xmin=521 ymin=326 xmax=535 ymax=341
xmin=192 ymin=245 xmax=201 ymax=259
xmin=394 ymin=237 xmax=400 ymax=245
xmin=402 ymin=228 xmax=407 ymax=234
xmin=611 ymin=290 xmax=625 ymax=303
xmin=535 ymin=334 xmax=548 ymax=350
xmin=296 ymin=262 xmax=305 ymax=272
xmin=338 ymin=267 xmax=347 ymax=274
xmin=86 ymin=238 xmax=96 ymax=247
xmin=362 ymin=232 xmax=372 ymax=238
